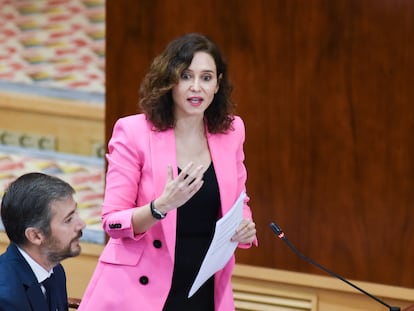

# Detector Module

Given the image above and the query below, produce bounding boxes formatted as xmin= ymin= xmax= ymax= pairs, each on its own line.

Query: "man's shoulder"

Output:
xmin=0 ymin=248 xmax=20 ymax=274
xmin=0 ymin=262 xmax=31 ymax=311
xmin=0 ymin=245 xmax=16 ymax=267
xmin=0 ymin=245 xmax=35 ymax=285
xmin=0 ymin=258 xmax=19 ymax=285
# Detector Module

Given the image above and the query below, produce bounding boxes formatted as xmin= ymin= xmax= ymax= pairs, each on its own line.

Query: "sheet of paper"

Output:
xmin=188 ymin=191 xmax=246 ymax=298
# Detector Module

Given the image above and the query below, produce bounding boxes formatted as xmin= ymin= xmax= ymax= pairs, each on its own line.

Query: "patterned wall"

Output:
xmin=0 ymin=145 xmax=105 ymax=244
xmin=0 ymin=0 xmax=105 ymax=94
xmin=0 ymin=0 xmax=106 ymax=243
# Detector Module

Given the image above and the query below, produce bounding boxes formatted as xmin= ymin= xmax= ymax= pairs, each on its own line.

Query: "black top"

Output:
xmin=163 ymin=163 xmax=220 ymax=311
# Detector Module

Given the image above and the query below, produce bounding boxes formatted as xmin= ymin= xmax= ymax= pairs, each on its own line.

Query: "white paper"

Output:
xmin=188 ymin=191 xmax=246 ymax=298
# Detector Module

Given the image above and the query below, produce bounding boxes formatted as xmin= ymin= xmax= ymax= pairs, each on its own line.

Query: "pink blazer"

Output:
xmin=78 ymin=114 xmax=256 ymax=311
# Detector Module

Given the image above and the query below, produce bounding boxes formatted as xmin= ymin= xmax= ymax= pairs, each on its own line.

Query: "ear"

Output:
xmin=25 ymin=227 xmax=45 ymax=246
xmin=215 ymin=73 xmax=222 ymax=94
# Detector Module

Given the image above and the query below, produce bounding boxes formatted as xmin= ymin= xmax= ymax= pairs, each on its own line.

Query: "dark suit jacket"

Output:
xmin=0 ymin=243 xmax=68 ymax=311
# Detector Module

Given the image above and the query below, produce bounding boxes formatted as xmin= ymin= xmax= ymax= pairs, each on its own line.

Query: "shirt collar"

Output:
xmin=17 ymin=246 xmax=53 ymax=283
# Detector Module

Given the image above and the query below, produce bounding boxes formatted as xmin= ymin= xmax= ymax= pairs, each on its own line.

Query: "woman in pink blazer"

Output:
xmin=78 ymin=33 xmax=257 ymax=311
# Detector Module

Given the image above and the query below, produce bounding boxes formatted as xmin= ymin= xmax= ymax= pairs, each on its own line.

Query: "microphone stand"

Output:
xmin=270 ymin=222 xmax=400 ymax=311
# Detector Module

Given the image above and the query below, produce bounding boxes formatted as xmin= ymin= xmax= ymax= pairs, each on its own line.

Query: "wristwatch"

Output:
xmin=150 ymin=200 xmax=167 ymax=219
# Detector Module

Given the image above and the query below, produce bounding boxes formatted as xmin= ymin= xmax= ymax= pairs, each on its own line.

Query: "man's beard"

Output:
xmin=44 ymin=231 xmax=83 ymax=264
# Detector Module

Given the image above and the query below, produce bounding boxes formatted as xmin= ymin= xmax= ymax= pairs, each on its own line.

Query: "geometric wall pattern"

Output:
xmin=0 ymin=0 xmax=105 ymax=94
xmin=0 ymin=146 xmax=105 ymax=244
xmin=0 ymin=1 xmax=106 ymax=243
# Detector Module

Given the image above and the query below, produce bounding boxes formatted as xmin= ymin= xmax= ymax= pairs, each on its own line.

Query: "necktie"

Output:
xmin=42 ymin=273 xmax=57 ymax=311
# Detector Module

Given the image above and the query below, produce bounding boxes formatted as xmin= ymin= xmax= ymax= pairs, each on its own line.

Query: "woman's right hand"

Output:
xmin=154 ymin=162 xmax=204 ymax=213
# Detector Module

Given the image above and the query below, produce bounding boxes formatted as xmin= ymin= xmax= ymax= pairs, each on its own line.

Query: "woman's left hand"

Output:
xmin=231 ymin=219 xmax=256 ymax=244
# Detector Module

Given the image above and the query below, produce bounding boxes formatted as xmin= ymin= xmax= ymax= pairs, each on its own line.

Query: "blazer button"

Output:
xmin=109 ymin=223 xmax=122 ymax=229
xmin=153 ymin=240 xmax=162 ymax=248
xmin=139 ymin=276 xmax=149 ymax=285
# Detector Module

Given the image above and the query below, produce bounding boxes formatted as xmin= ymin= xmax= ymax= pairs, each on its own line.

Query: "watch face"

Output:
xmin=152 ymin=210 xmax=163 ymax=219
xmin=150 ymin=201 xmax=166 ymax=219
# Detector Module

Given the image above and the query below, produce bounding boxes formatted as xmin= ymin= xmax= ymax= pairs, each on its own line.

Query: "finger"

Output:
xmin=233 ymin=221 xmax=255 ymax=241
xmin=179 ymin=177 xmax=203 ymax=195
xmin=189 ymin=168 xmax=204 ymax=185
xmin=232 ymin=229 xmax=256 ymax=243
xmin=236 ymin=220 xmax=250 ymax=233
xmin=180 ymin=165 xmax=204 ymax=186
xmin=178 ymin=162 xmax=194 ymax=181
xmin=190 ymin=179 xmax=204 ymax=194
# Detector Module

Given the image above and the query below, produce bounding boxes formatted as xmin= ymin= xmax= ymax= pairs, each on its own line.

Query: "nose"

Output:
xmin=190 ymin=78 xmax=201 ymax=91
xmin=77 ymin=215 xmax=87 ymax=230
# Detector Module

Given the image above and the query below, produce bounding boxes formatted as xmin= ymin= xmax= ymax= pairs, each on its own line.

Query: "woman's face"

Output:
xmin=172 ymin=51 xmax=219 ymax=119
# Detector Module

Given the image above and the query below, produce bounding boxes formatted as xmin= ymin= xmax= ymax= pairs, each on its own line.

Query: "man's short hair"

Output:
xmin=1 ymin=172 xmax=75 ymax=245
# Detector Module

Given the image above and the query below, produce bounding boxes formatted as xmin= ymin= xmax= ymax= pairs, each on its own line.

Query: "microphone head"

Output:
xmin=270 ymin=222 xmax=283 ymax=235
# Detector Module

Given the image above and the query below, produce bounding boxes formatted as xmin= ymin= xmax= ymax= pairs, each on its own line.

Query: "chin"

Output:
xmin=70 ymin=247 xmax=82 ymax=257
xmin=70 ymin=243 xmax=82 ymax=256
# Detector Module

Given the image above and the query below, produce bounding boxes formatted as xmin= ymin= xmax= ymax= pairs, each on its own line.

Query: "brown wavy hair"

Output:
xmin=139 ymin=33 xmax=235 ymax=133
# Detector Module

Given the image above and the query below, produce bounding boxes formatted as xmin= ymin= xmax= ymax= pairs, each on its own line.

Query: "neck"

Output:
xmin=175 ymin=116 xmax=205 ymax=135
xmin=20 ymin=244 xmax=55 ymax=271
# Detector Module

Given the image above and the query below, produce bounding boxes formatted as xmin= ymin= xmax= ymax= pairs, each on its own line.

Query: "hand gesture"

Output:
xmin=155 ymin=162 xmax=204 ymax=213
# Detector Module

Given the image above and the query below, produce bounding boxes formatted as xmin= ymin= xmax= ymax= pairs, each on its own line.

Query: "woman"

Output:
xmin=78 ymin=33 xmax=257 ymax=311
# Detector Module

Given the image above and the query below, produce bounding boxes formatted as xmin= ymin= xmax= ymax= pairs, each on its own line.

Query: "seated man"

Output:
xmin=0 ymin=172 xmax=86 ymax=311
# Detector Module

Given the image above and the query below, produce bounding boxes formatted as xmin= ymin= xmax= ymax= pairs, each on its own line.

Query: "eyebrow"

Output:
xmin=184 ymin=68 xmax=215 ymax=74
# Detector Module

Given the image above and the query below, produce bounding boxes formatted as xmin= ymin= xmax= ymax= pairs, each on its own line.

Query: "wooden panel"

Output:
xmin=0 ymin=92 xmax=104 ymax=156
xmin=234 ymin=290 xmax=316 ymax=311
xmin=232 ymin=264 xmax=414 ymax=311
xmin=3 ymin=231 xmax=413 ymax=309
xmin=106 ymin=0 xmax=414 ymax=288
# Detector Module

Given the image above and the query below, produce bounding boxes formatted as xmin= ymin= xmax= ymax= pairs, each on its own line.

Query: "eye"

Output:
xmin=202 ymin=74 xmax=213 ymax=81
xmin=180 ymin=72 xmax=192 ymax=80
xmin=64 ymin=210 xmax=78 ymax=224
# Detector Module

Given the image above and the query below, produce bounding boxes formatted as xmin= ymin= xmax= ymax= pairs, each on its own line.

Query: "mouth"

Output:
xmin=73 ymin=231 xmax=83 ymax=243
xmin=188 ymin=97 xmax=203 ymax=107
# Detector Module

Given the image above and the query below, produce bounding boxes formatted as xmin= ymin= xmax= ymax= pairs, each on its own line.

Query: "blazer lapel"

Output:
xmin=207 ymin=131 xmax=238 ymax=215
xmin=6 ymin=244 xmax=49 ymax=311
xmin=149 ymin=128 xmax=178 ymax=260
xmin=26 ymin=283 xmax=49 ymax=311
xmin=149 ymin=128 xmax=177 ymax=197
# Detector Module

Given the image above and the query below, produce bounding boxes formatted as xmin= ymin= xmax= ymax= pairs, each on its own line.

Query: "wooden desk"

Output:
xmin=2 ymin=232 xmax=413 ymax=310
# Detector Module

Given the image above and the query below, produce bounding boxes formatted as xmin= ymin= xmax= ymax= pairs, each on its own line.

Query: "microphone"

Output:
xmin=269 ymin=222 xmax=400 ymax=311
